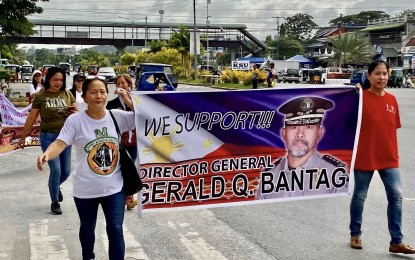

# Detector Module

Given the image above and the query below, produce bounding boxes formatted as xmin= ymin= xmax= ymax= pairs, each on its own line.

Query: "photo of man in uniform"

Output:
xmin=257 ymin=96 xmax=349 ymax=199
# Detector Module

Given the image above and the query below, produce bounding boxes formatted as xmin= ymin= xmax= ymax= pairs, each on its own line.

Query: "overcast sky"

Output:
xmin=25 ymin=0 xmax=413 ymax=48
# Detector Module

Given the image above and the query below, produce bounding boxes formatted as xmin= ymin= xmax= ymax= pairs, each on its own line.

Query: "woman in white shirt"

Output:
xmin=37 ymin=77 xmax=135 ymax=259
xmin=28 ymin=70 xmax=43 ymax=101
xmin=69 ymin=73 xmax=87 ymax=111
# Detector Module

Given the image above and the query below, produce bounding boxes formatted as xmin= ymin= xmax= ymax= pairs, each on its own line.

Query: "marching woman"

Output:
xmin=37 ymin=77 xmax=135 ymax=260
xmin=70 ymin=73 xmax=87 ymax=111
xmin=350 ymin=60 xmax=415 ymax=254
xmin=28 ymin=69 xmax=44 ymax=102
xmin=18 ymin=67 xmax=76 ymax=215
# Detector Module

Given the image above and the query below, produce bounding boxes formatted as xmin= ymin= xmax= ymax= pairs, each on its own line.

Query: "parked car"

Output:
xmin=97 ymin=67 xmax=116 ymax=83
xmin=136 ymin=72 xmax=175 ymax=91
xmin=87 ymin=65 xmax=98 ymax=76
xmin=135 ymin=63 xmax=178 ymax=88
xmin=59 ymin=62 xmax=71 ymax=75
xmin=277 ymin=68 xmax=300 ymax=83
xmin=350 ymin=70 xmax=367 ymax=86
xmin=21 ymin=64 xmax=35 ymax=82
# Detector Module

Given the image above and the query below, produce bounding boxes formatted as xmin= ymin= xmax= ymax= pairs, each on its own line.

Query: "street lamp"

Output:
xmin=119 ymin=16 xmax=135 ymax=49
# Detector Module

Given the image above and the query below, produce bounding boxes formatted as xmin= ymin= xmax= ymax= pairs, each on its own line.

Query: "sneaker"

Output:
xmin=51 ymin=202 xmax=62 ymax=215
xmin=126 ymin=199 xmax=138 ymax=210
xmin=350 ymin=236 xmax=362 ymax=249
xmin=389 ymin=243 xmax=415 ymax=254
xmin=58 ymin=189 xmax=63 ymax=202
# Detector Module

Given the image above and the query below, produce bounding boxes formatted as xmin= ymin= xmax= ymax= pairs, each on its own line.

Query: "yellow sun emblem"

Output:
xmin=133 ymin=95 xmax=141 ymax=105
xmin=142 ymin=125 xmax=184 ymax=163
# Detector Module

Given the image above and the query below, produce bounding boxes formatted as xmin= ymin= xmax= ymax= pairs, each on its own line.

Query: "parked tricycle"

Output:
xmin=21 ymin=65 xmax=35 ymax=83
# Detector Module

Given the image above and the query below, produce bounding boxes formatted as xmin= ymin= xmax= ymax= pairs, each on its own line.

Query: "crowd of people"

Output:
xmin=9 ymin=60 xmax=415 ymax=258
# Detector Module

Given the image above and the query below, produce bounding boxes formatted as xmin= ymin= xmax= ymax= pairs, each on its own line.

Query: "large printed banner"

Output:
xmin=132 ymin=87 xmax=361 ymax=212
xmin=0 ymin=93 xmax=40 ymax=156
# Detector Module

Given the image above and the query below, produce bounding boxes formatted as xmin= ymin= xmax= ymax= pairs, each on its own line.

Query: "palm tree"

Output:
xmin=169 ymin=25 xmax=190 ymax=77
xmin=327 ymin=33 xmax=372 ymax=67
xmin=147 ymin=40 xmax=168 ymax=53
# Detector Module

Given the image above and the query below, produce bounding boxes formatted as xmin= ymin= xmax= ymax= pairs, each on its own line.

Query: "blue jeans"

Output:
xmin=74 ymin=191 xmax=126 ymax=260
xmin=349 ymin=168 xmax=403 ymax=244
xmin=40 ymin=131 xmax=72 ymax=203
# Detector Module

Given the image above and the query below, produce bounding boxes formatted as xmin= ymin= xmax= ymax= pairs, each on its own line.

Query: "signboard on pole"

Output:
xmin=231 ymin=60 xmax=250 ymax=70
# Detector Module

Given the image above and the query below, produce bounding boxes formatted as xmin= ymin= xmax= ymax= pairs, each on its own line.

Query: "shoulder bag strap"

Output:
xmin=109 ymin=110 xmax=122 ymax=141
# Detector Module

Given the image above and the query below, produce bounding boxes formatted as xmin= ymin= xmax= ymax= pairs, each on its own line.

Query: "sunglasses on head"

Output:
xmin=86 ymin=75 xmax=106 ymax=81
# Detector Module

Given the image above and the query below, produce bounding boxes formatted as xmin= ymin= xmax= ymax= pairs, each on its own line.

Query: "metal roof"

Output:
xmin=360 ymin=23 xmax=405 ymax=32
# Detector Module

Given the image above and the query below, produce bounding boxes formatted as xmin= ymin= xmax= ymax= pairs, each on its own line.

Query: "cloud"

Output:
xmin=31 ymin=0 xmax=413 ymax=40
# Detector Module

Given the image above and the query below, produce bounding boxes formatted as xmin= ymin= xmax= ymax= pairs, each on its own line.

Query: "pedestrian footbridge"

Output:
xmin=5 ymin=19 xmax=270 ymax=55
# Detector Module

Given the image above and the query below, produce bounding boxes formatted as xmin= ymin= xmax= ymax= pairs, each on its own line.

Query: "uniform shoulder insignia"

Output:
xmin=264 ymin=157 xmax=283 ymax=171
xmin=273 ymin=157 xmax=283 ymax=166
xmin=322 ymin=155 xmax=346 ymax=167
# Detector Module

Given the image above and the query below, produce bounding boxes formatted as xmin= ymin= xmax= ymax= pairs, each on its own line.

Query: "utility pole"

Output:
xmin=193 ymin=0 xmax=198 ymax=79
xmin=144 ymin=16 xmax=148 ymax=47
xmin=206 ymin=0 xmax=211 ymax=68
xmin=159 ymin=10 xmax=164 ymax=40
xmin=272 ymin=16 xmax=284 ymax=60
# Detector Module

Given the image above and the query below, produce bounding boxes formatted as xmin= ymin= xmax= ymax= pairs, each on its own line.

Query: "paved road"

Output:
xmin=1 ymin=79 xmax=415 ymax=259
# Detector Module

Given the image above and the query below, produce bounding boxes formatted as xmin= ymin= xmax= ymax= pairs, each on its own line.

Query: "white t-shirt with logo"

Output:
xmin=57 ymin=109 xmax=135 ymax=198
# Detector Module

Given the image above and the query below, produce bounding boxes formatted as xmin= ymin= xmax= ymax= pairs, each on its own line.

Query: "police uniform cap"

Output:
xmin=279 ymin=96 xmax=333 ymax=126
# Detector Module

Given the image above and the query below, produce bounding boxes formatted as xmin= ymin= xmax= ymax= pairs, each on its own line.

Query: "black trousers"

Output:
xmin=252 ymin=78 xmax=258 ymax=89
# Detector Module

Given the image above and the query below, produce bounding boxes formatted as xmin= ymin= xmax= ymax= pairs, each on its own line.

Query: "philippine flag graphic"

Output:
xmin=132 ymin=93 xmax=224 ymax=164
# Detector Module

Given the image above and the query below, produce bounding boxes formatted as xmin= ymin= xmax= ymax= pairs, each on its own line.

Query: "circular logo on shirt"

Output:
xmin=85 ymin=137 xmax=119 ymax=176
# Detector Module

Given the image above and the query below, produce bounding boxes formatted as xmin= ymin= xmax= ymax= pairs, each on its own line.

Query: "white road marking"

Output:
xmin=29 ymin=219 xmax=69 ymax=260
xmin=168 ymin=221 xmax=227 ymax=260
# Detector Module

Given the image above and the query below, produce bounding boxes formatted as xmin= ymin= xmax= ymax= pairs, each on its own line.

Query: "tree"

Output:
xmin=283 ymin=13 xmax=318 ymax=41
xmin=216 ymin=52 xmax=231 ymax=67
xmin=147 ymin=40 xmax=168 ymax=53
xmin=327 ymin=33 xmax=372 ymax=67
xmin=0 ymin=0 xmax=48 ymax=38
xmin=0 ymin=44 xmax=26 ymax=64
xmin=264 ymin=35 xmax=304 ymax=60
xmin=169 ymin=25 xmax=191 ymax=77
xmin=329 ymin=11 xmax=389 ymax=26
xmin=397 ymin=9 xmax=415 ymax=18
xmin=120 ymin=52 xmax=136 ymax=65
xmin=77 ymin=49 xmax=109 ymax=68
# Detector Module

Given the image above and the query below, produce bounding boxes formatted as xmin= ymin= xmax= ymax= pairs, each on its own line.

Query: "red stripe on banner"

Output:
xmin=140 ymin=145 xmax=353 ymax=210
xmin=0 ymin=125 xmax=40 ymax=156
